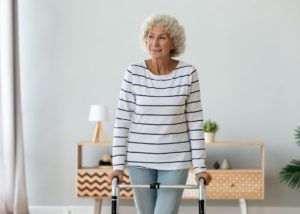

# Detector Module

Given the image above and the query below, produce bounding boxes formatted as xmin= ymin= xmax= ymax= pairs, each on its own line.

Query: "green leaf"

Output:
xmin=203 ymin=119 xmax=219 ymax=133
xmin=280 ymin=159 xmax=300 ymax=191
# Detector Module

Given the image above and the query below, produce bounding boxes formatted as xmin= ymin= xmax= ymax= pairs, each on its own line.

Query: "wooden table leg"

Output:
xmin=239 ymin=199 xmax=248 ymax=214
xmin=94 ymin=199 xmax=102 ymax=214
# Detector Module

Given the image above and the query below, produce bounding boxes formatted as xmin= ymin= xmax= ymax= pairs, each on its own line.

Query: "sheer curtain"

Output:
xmin=0 ymin=0 xmax=29 ymax=213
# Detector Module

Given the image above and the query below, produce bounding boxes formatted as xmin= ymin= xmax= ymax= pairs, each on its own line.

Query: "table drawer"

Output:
xmin=77 ymin=170 xmax=133 ymax=198
xmin=183 ymin=170 xmax=264 ymax=199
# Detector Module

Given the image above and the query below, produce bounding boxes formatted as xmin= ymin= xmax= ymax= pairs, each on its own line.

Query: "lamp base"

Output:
xmin=92 ymin=122 xmax=108 ymax=143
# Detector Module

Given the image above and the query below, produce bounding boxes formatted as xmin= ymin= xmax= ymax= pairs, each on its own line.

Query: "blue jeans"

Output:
xmin=128 ymin=166 xmax=189 ymax=214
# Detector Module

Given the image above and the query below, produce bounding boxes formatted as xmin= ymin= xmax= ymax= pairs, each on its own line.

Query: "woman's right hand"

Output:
xmin=110 ymin=170 xmax=125 ymax=183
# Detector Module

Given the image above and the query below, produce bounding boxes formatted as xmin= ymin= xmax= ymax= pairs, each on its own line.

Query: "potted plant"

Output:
xmin=280 ymin=126 xmax=300 ymax=190
xmin=203 ymin=119 xmax=219 ymax=143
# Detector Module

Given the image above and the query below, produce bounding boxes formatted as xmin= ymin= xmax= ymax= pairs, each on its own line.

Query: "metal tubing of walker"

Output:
xmin=119 ymin=184 xmax=198 ymax=189
xmin=111 ymin=177 xmax=119 ymax=214
xmin=112 ymin=176 xmax=206 ymax=214
xmin=199 ymin=178 xmax=206 ymax=214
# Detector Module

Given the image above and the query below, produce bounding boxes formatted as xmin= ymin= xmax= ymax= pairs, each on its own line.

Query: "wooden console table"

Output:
xmin=76 ymin=141 xmax=265 ymax=214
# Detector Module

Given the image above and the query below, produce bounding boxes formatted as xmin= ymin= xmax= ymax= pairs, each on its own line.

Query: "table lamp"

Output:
xmin=89 ymin=105 xmax=109 ymax=144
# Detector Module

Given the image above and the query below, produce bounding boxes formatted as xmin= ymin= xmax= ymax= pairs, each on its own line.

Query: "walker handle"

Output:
xmin=198 ymin=177 xmax=206 ymax=214
xmin=112 ymin=176 xmax=119 ymax=184
xmin=111 ymin=176 xmax=119 ymax=214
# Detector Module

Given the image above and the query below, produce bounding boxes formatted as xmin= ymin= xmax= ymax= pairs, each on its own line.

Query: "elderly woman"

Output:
xmin=111 ymin=14 xmax=212 ymax=214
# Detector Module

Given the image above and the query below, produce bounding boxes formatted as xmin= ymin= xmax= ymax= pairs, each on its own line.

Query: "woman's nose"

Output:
xmin=153 ymin=37 xmax=159 ymax=46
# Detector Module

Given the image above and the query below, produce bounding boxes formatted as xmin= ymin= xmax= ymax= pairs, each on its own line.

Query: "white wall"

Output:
xmin=19 ymin=0 xmax=300 ymax=210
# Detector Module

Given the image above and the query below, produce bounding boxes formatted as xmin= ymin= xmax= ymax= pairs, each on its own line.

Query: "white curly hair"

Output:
xmin=140 ymin=14 xmax=186 ymax=58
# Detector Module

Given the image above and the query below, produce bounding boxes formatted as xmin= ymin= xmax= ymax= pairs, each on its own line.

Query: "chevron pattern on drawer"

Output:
xmin=77 ymin=170 xmax=133 ymax=198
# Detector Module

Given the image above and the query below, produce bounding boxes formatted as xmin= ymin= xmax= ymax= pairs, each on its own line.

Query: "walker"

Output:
xmin=111 ymin=176 xmax=206 ymax=214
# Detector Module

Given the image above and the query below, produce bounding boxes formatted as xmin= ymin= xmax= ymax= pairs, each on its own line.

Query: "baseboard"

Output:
xmin=29 ymin=206 xmax=93 ymax=214
xmin=29 ymin=205 xmax=300 ymax=214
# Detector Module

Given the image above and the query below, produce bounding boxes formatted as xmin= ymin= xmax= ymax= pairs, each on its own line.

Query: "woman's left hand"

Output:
xmin=195 ymin=172 xmax=212 ymax=185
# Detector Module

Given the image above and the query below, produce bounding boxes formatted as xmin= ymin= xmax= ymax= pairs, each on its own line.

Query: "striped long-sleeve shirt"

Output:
xmin=112 ymin=61 xmax=207 ymax=174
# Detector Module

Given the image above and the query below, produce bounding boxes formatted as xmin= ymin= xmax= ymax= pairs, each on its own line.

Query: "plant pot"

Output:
xmin=204 ymin=132 xmax=215 ymax=143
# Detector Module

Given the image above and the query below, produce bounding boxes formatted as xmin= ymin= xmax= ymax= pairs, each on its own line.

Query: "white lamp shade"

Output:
xmin=89 ymin=105 xmax=109 ymax=122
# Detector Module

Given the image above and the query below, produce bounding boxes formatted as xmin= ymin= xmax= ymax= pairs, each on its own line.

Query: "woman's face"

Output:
xmin=146 ymin=26 xmax=175 ymax=60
